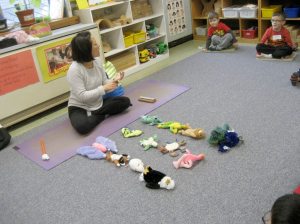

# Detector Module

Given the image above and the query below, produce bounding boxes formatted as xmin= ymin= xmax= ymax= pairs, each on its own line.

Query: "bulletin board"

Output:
xmin=0 ymin=50 xmax=39 ymax=96
xmin=36 ymin=37 xmax=73 ymax=83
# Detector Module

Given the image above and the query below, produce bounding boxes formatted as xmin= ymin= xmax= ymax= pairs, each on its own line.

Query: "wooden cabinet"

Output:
xmin=191 ymin=0 xmax=300 ymax=44
xmin=75 ymin=0 xmax=169 ymax=77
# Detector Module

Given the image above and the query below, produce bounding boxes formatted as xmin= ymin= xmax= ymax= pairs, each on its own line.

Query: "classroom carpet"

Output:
xmin=14 ymin=79 xmax=190 ymax=170
xmin=1 ymin=45 xmax=300 ymax=224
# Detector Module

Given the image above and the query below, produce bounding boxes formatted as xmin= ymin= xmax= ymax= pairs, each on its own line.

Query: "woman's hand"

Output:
xmin=114 ymin=71 xmax=125 ymax=82
xmin=104 ymin=82 xmax=118 ymax=92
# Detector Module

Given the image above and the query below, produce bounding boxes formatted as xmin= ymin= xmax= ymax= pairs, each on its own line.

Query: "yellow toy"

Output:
xmin=157 ymin=121 xmax=190 ymax=134
xmin=139 ymin=49 xmax=150 ymax=63
xmin=178 ymin=128 xmax=206 ymax=139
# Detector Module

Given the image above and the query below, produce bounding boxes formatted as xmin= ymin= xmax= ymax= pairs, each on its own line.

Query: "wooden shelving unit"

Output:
xmin=74 ymin=0 xmax=169 ymax=77
xmin=191 ymin=0 xmax=300 ymax=44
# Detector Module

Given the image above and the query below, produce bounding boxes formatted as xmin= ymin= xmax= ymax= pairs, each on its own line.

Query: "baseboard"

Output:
xmin=168 ymin=34 xmax=193 ymax=48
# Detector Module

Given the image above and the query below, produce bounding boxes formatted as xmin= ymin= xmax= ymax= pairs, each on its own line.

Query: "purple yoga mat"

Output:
xmin=14 ymin=80 xmax=190 ymax=170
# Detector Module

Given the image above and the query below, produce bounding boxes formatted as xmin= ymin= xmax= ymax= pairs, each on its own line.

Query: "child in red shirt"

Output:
xmin=205 ymin=11 xmax=237 ymax=51
xmin=256 ymin=12 xmax=297 ymax=59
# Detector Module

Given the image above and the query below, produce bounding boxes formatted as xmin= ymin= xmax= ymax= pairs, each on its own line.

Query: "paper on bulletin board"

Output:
xmin=36 ymin=37 xmax=73 ymax=83
xmin=76 ymin=0 xmax=89 ymax=9
xmin=0 ymin=50 xmax=39 ymax=96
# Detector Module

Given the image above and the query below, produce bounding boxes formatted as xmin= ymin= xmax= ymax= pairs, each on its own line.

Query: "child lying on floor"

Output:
xmin=204 ymin=11 xmax=238 ymax=51
xmin=256 ymin=12 xmax=298 ymax=59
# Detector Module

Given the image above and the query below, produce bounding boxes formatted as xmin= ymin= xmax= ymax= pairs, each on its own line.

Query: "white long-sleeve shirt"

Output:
xmin=67 ymin=57 xmax=111 ymax=111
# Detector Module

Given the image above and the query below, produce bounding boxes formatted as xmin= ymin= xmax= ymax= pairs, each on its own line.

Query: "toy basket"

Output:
xmin=284 ymin=6 xmax=300 ymax=18
xmin=124 ymin=33 xmax=134 ymax=48
xmin=242 ymin=28 xmax=257 ymax=39
xmin=240 ymin=5 xmax=258 ymax=18
xmin=195 ymin=26 xmax=207 ymax=36
xmin=261 ymin=5 xmax=282 ymax=18
xmin=222 ymin=5 xmax=242 ymax=18
xmin=133 ymin=31 xmax=146 ymax=44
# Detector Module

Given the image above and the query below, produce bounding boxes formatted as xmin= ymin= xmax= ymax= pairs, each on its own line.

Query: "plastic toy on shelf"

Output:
xmin=139 ymin=49 xmax=150 ymax=63
xmin=156 ymin=42 xmax=168 ymax=54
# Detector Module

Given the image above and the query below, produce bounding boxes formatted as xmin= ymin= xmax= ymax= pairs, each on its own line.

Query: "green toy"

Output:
xmin=156 ymin=42 xmax=168 ymax=54
xmin=208 ymin=123 xmax=230 ymax=145
xmin=140 ymin=135 xmax=158 ymax=151
xmin=122 ymin=128 xmax=143 ymax=138
xmin=141 ymin=115 xmax=163 ymax=126
xmin=157 ymin=121 xmax=190 ymax=134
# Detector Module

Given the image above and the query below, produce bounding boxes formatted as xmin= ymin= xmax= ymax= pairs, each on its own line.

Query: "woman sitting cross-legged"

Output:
xmin=67 ymin=31 xmax=131 ymax=135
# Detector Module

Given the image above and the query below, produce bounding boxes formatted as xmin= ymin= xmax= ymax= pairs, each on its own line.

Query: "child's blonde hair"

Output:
xmin=208 ymin=11 xmax=219 ymax=20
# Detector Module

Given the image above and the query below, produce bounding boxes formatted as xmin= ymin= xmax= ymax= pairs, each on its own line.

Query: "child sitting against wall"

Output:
xmin=256 ymin=12 xmax=297 ymax=59
xmin=205 ymin=11 xmax=238 ymax=51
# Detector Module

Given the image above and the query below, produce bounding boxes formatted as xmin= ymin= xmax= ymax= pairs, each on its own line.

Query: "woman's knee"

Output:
xmin=71 ymin=120 xmax=94 ymax=135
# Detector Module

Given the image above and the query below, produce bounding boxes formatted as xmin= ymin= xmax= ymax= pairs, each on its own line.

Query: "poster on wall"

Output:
xmin=0 ymin=50 xmax=39 ymax=96
xmin=166 ymin=0 xmax=186 ymax=36
xmin=36 ymin=37 xmax=73 ymax=83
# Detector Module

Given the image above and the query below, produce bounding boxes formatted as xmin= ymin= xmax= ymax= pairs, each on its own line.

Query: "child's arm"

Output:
xmin=260 ymin=27 xmax=271 ymax=44
xmin=227 ymin=30 xmax=237 ymax=43
xmin=205 ymin=27 xmax=213 ymax=49
xmin=206 ymin=36 xmax=212 ymax=49
xmin=282 ymin=28 xmax=296 ymax=49
xmin=221 ymin=22 xmax=237 ymax=43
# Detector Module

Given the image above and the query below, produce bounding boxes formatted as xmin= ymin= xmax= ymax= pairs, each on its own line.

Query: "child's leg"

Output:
xmin=215 ymin=33 xmax=233 ymax=50
xmin=272 ymin=45 xmax=293 ymax=59
xmin=210 ymin=35 xmax=221 ymax=48
xmin=256 ymin=43 xmax=275 ymax=55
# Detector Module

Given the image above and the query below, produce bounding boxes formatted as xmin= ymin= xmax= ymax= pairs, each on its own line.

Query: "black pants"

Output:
xmin=68 ymin=96 xmax=131 ymax=135
xmin=256 ymin=44 xmax=293 ymax=59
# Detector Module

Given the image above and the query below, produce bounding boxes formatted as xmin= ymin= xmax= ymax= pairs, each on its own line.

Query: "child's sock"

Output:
xmin=261 ymin=53 xmax=272 ymax=58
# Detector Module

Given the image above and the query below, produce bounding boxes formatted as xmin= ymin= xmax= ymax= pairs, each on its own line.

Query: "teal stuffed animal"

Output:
xmin=141 ymin=115 xmax=163 ymax=126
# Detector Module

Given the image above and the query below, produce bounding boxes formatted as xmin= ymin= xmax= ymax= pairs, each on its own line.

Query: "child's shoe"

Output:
xmin=208 ymin=46 xmax=217 ymax=51
xmin=290 ymin=69 xmax=300 ymax=86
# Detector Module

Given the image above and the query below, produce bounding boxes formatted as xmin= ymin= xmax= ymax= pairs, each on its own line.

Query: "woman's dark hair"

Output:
xmin=271 ymin=194 xmax=300 ymax=224
xmin=71 ymin=31 xmax=94 ymax=63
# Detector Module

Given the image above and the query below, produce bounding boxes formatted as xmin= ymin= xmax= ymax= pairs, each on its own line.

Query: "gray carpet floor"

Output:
xmin=1 ymin=45 xmax=300 ymax=224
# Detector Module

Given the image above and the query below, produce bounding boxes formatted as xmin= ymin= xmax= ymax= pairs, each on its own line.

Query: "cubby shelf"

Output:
xmin=75 ymin=0 xmax=169 ymax=77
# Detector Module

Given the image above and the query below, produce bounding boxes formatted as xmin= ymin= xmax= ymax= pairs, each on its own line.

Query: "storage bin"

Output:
xmin=240 ymin=5 xmax=258 ymax=18
xmin=107 ymin=51 xmax=136 ymax=72
xmin=133 ymin=31 xmax=146 ymax=44
xmin=284 ymin=6 xmax=300 ymax=18
xmin=222 ymin=5 xmax=242 ymax=18
xmin=124 ymin=33 xmax=134 ymax=48
xmin=261 ymin=5 xmax=282 ymax=18
xmin=242 ymin=28 xmax=257 ymax=39
xmin=195 ymin=26 xmax=207 ymax=36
